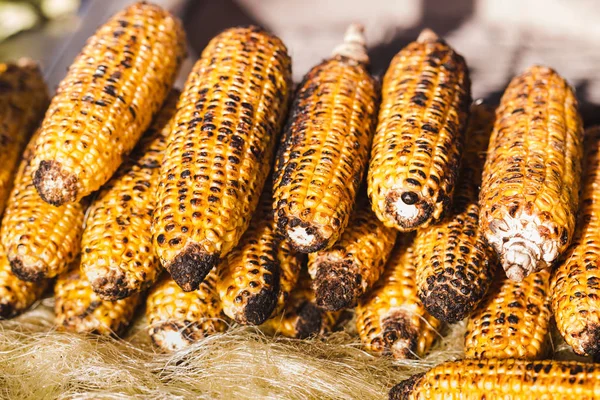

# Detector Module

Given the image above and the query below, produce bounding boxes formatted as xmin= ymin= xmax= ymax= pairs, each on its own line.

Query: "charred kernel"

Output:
xmin=81 ymin=91 xmax=179 ymax=301
xmin=368 ymin=29 xmax=471 ymax=231
xmin=31 ymin=2 xmax=186 ymax=206
xmin=479 ymin=66 xmax=583 ymax=281
xmin=552 ymin=127 xmax=600 ymax=357
xmin=0 ymin=130 xmax=87 ymax=282
xmin=273 ymin=24 xmax=378 ymax=253
xmin=465 ymin=269 xmax=552 ymax=360
xmin=0 ymin=60 xmax=49 ymax=216
xmin=153 ymin=26 xmax=291 ymax=292
xmin=54 ymin=259 xmax=141 ymax=336
xmin=390 ymin=359 xmax=600 ymax=400
xmin=308 ymin=196 xmax=397 ymax=311
xmin=356 ymin=234 xmax=441 ymax=359
xmin=414 ymin=104 xmax=496 ymax=323
xmin=146 ymin=270 xmax=227 ymax=351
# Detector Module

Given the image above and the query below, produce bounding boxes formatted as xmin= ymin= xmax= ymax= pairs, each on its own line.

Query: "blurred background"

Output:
xmin=1 ymin=0 xmax=599 ymax=123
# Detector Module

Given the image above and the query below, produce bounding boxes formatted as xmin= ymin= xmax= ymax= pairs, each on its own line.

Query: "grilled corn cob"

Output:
xmin=390 ymin=359 xmax=600 ymax=400
xmin=81 ymin=90 xmax=179 ymax=301
xmin=0 ymin=59 xmax=49 ymax=215
xmin=54 ymin=260 xmax=141 ymax=335
xmin=0 ymin=244 xmax=47 ymax=319
xmin=31 ymin=1 xmax=186 ymax=206
xmin=153 ymin=26 xmax=292 ymax=292
xmin=273 ymin=24 xmax=378 ymax=253
xmin=479 ymin=65 xmax=583 ymax=282
xmin=356 ymin=235 xmax=441 ymax=359
xmin=264 ymin=271 xmax=340 ymax=338
xmin=218 ymin=182 xmax=300 ymax=325
xmin=308 ymin=197 xmax=397 ymax=311
xmin=1 ymin=130 xmax=86 ymax=282
xmin=464 ymin=268 xmax=552 ymax=360
xmin=368 ymin=29 xmax=471 ymax=231
xmin=146 ymin=270 xmax=227 ymax=351
xmin=552 ymin=127 xmax=600 ymax=356
xmin=414 ymin=103 xmax=495 ymax=323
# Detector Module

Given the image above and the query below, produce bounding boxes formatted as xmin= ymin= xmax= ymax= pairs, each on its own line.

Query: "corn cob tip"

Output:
xmin=286 ymin=225 xmax=327 ymax=253
xmin=419 ymin=285 xmax=474 ymax=323
xmin=332 ymin=22 xmax=369 ymax=65
xmin=149 ymin=321 xmax=202 ymax=352
xmin=10 ymin=259 xmax=45 ymax=283
xmin=33 ymin=160 xmax=77 ymax=206
xmin=379 ymin=311 xmax=423 ymax=359
xmin=0 ymin=303 xmax=16 ymax=319
xmin=389 ymin=373 xmax=425 ymax=400
xmin=576 ymin=324 xmax=600 ymax=356
xmin=234 ymin=289 xmax=279 ymax=326
xmin=88 ymin=273 xmax=136 ymax=301
xmin=167 ymin=244 xmax=218 ymax=292
xmin=385 ymin=189 xmax=433 ymax=230
xmin=416 ymin=28 xmax=440 ymax=43
xmin=313 ymin=265 xmax=359 ymax=311
xmin=294 ymin=301 xmax=324 ymax=339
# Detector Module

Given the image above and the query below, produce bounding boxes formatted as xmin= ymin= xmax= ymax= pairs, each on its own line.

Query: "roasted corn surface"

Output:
xmin=0 ymin=59 xmax=49 ymax=215
xmin=218 ymin=183 xmax=301 ymax=325
xmin=264 ymin=271 xmax=340 ymax=338
xmin=479 ymin=65 xmax=583 ymax=282
xmin=81 ymin=90 xmax=179 ymax=301
xmin=271 ymin=240 xmax=303 ymax=316
xmin=153 ymin=26 xmax=292 ymax=292
xmin=146 ymin=270 xmax=227 ymax=352
xmin=54 ymin=261 xmax=141 ymax=336
xmin=308 ymin=198 xmax=397 ymax=311
xmin=0 ymin=244 xmax=47 ymax=319
xmin=552 ymin=127 xmax=600 ymax=357
xmin=273 ymin=24 xmax=378 ymax=253
xmin=31 ymin=1 xmax=186 ymax=206
xmin=465 ymin=268 xmax=552 ymax=360
xmin=356 ymin=235 xmax=441 ymax=359
xmin=1 ymin=130 xmax=86 ymax=282
xmin=390 ymin=359 xmax=600 ymax=400
xmin=414 ymin=103 xmax=496 ymax=323
xmin=368 ymin=29 xmax=471 ymax=231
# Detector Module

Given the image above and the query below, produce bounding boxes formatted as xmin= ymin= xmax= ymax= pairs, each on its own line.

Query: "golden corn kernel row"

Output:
xmin=32 ymin=1 xmax=186 ymax=206
xmin=146 ymin=270 xmax=227 ymax=352
xmin=1 ymin=130 xmax=86 ymax=282
xmin=0 ymin=244 xmax=47 ymax=319
xmin=552 ymin=126 xmax=600 ymax=357
xmin=368 ymin=29 xmax=471 ymax=231
xmin=390 ymin=359 xmax=600 ymax=400
xmin=479 ymin=65 xmax=583 ymax=281
xmin=356 ymin=235 xmax=441 ymax=359
xmin=81 ymin=90 xmax=180 ymax=301
xmin=153 ymin=26 xmax=292 ymax=292
xmin=465 ymin=269 xmax=552 ymax=360
xmin=273 ymin=24 xmax=378 ymax=253
xmin=0 ymin=59 xmax=49 ymax=215
xmin=414 ymin=103 xmax=496 ymax=323
xmin=54 ymin=260 xmax=141 ymax=336
xmin=264 ymin=271 xmax=340 ymax=338
xmin=308 ymin=198 xmax=397 ymax=311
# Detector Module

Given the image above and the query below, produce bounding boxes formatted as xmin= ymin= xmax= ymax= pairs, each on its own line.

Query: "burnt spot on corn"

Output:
xmin=243 ymin=286 xmax=280 ymax=325
xmin=91 ymin=272 xmax=135 ymax=301
xmin=33 ymin=160 xmax=78 ymax=206
xmin=314 ymin=262 xmax=359 ymax=311
xmin=273 ymin=25 xmax=378 ymax=253
xmin=381 ymin=311 xmax=420 ymax=359
xmin=168 ymin=244 xmax=218 ymax=292
xmin=389 ymin=373 xmax=425 ymax=400
xmin=295 ymin=301 xmax=323 ymax=339
xmin=9 ymin=258 xmax=46 ymax=283
xmin=368 ymin=29 xmax=471 ymax=231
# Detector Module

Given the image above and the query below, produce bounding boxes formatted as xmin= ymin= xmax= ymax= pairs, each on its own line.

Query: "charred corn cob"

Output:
xmin=356 ymin=235 xmax=441 ymax=359
xmin=552 ymin=127 xmax=600 ymax=357
xmin=368 ymin=29 xmax=471 ymax=231
xmin=153 ymin=26 xmax=292 ymax=292
xmin=479 ymin=66 xmax=583 ymax=282
xmin=218 ymin=182 xmax=301 ymax=325
xmin=264 ymin=271 xmax=340 ymax=338
xmin=0 ymin=244 xmax=47 ymax=319
xmin=414 ymin=103 xmax=496 ymax=323
xmin=390 ymin=359 xmax=600 ymax=400
xmin=0 ymin=59 xmax=49 ymax=215
xmin=273 ymin=24 xmax=378 ymax=253
xmin=31 ymin=2 xmax=186 ymax=206
xmin=1 ymin=130 xmax=86 ymax=282
xmin=54 ymin=260 xmax=141 ymax=335
xmin=464 ymin=268 xmax=552 ymax=360
xmin=146 ymin=270 xmax=227 ymax=351
xmin=81 ymin=90 xmax=179 ymax=301
xmin=308 ymin=197 xmax=397 ymax=311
